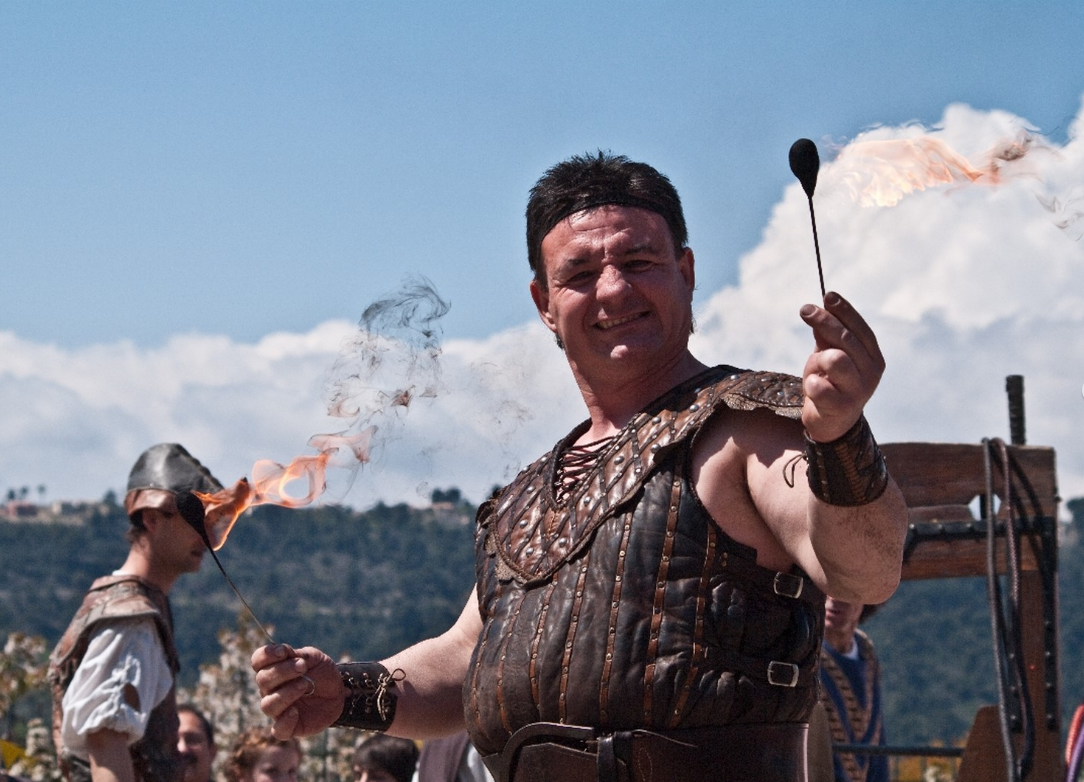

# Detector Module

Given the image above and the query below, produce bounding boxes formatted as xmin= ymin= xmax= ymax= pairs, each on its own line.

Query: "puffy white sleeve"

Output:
xmin=59 ymin=617 xmax=174 ymax=760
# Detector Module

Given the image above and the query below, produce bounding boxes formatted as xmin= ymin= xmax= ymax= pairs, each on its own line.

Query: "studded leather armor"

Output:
xmin=465 ymin=365 xmax=825 ymax=757
xmin=49 ymin=575 xmax=182 ymax=782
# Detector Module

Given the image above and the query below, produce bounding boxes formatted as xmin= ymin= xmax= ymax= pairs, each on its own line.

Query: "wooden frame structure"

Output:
xmin=881 ymin=440 xmax=1061 ymax=781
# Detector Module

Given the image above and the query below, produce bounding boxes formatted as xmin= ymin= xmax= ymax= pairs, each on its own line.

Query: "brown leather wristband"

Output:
xmin=332 ymin=662 xmax=400 ymax=731
xmin=804 ymin=415 xmax=889 ymax=506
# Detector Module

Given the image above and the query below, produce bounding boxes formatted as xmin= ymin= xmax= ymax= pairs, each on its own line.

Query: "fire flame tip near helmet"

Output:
xmin=195 ymin=426 xmax=377 ymax=551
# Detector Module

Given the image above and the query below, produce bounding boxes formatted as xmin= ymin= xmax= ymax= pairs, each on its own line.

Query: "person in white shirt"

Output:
xmin=48 ymin=444 xmax=223 ymax=782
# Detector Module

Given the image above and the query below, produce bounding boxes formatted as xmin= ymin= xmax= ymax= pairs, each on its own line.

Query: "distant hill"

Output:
xmin=0 ymin=500 xmax=478 ymax=690
xmin=3 ymin=497 xmax=1084 ymax=747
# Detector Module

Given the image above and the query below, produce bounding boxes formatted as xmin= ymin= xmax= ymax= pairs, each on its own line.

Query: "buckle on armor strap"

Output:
xmin=767 ymin=661 xmax=799 ymax=687
xmin=772 ymin=572 xmax=804 ymax=599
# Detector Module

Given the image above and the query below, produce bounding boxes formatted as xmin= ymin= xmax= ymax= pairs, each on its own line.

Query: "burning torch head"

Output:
xmin=789 ymin=138 xmax=821 ymax=199
xmin=174 ymin=490 xmax=212 ymax=548
xmin=124 ymin=443 xmax=223 ymax=530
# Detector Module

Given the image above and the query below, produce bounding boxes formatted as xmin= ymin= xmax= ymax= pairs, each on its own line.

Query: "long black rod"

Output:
xmin=808 ymin=197 xmax=825 ymax=299
xmin=206 ymin=545 xmax=276 ymax=644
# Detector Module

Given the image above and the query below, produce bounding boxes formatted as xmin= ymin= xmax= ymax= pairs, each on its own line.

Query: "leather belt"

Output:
xmin=482 ymin=721 xmax=808 ymax=782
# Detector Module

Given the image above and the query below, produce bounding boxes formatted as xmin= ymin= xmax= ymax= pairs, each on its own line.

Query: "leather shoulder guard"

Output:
xmin=479 ymin=365 xmax=803 ymax=586
xmin=49 ymin=576 xmax=178 ymax=680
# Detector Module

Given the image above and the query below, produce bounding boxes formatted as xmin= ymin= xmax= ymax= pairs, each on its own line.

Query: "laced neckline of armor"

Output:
xmin=554 ymin=434 xmax=617 ymax=505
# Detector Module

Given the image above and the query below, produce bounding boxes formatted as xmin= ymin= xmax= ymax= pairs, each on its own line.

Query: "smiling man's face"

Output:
xmin=531 ymin=205 xmax=695 ymax=385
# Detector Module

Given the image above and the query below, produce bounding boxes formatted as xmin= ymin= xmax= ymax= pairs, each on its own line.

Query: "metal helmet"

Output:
xmin=124 ymin=443 xmax=223 ymax=522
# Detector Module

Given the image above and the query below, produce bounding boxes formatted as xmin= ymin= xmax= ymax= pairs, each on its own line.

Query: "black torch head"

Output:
xmin=175 ymin=490 xmax=212 ymax=549
xmin=789 ymin=138 xmax=820 ymax=199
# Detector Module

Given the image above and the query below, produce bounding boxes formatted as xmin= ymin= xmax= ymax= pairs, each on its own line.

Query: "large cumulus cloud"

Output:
xmin=2 ymin=97 xmax=1082 ymax=509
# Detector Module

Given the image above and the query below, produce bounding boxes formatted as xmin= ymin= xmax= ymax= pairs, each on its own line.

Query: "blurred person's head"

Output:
xmin=351 ymin=735 xmax=419 ymax=782
xmin=824 ymin=597 xmax=882 ymax=654
xmin=177 ymin=705 xmax=217 ymax=782
xmin=225 ymin=728 xmax=300 ymax=782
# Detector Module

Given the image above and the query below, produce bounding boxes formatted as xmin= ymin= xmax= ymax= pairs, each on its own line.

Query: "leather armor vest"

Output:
xmin=49 ymin=575 xmax=182 ymax=782
xmin=465 ymin=366 xmax=825 ymax=757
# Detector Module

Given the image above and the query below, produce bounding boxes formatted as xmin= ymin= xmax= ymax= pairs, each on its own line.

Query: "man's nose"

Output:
xmin=596 ymin=265 xmax=632 ymax=297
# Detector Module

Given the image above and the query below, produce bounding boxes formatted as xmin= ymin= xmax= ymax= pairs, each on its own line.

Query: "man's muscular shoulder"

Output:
xmin=691 ymin=406 xmax=808 ymax=573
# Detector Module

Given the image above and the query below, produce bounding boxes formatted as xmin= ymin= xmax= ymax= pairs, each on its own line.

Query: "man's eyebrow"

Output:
xmin=621 ymin=242 xmax=661 ymax=256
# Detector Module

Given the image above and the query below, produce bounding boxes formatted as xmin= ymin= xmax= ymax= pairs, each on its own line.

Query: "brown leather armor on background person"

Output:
xmin=48 ymin=575 xmax=183 ymax=782
xmin=466 ymin=366 xmax=825 ymax=780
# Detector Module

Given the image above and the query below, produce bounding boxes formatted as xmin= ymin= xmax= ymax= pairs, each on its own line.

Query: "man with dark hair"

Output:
xmin=49 ymin=444 xmax=223 ymax=782
xmin=253 ymin=152 xmax=908 ymax=781
xmin=351 ymin=735 xmax=419 ymax=782
xmin=176 ymin=706 xmax=217 ymax=782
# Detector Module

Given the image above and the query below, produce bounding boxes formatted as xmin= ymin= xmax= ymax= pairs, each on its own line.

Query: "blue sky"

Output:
xmin=2 ymin=3 xmax=1084 ymax=507
xmin=5 ymin=2 xmax=1084 ymax=347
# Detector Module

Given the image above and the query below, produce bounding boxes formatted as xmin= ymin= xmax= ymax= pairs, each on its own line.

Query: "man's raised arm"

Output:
xmin=794 ymin=291 xmax=908 ymax=603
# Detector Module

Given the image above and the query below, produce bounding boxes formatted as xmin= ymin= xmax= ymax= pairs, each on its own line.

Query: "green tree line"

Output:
xmin=4 ymin=497 xmax=1084 ymax=750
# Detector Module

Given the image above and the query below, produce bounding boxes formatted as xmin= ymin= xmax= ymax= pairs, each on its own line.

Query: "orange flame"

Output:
xmin=196 ymin=427 xmax=375 ymax=550
xmin=834 ymin=135 xmax=1034 ymax=207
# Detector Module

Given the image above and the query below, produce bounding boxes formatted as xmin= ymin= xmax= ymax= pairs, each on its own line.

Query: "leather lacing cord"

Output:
xmin=555 ymin=435 xmax=618 ymax=504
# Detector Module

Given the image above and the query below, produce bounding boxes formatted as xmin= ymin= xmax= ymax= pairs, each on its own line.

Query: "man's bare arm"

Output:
xmin=86 ymin=728 xmax=135 ymax=782
xmin=746 ymin=430 xmax=908 ymax=604
xmin=735 ymin=291 xmax=907 ymax=602
xmin=253 ymin=591 xmax=482 ymax=740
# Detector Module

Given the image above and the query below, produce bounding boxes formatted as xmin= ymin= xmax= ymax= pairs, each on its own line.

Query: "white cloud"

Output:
xmin=3 ymin=97 xmax=1083 ymax=511
xmin=0 ymin=319 xmax=581 ymax=507
xmin=693 ymin=98 xmax=1084 ymax=504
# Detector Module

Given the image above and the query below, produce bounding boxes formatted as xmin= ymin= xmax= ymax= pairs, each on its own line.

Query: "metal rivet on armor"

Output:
xmin=576 ymin=590 xmax=582 ymax=598
xmin=650 ymin=444 xmax=659 ymax=452
xmin=614 ymin=455 xmax=624 ymax=464
xmin=612 ymin=601 xmax=619 ymax=608
xmin=606 ymin=652 xmax=612 ymax=660
xmin=652 ymin=416 xmax=661 ymax=424
xmin=666 ymin=531 xmax=673 ymax=538
xmin=694 ymin=387 xmax=701 ymax=393
xmin=615 ymin=575 xmax=622 ymax=582
xmin=583 ymin=497 xmax=590 ymax=506
xmin=557 ymin=537 xmax=567 ymax=547
xmin=728 ymin=374 xmax=739 ymax=380
xmin=689 ymin=403 xmax=699 ymax=412
xmin=563 ymin=666 xmax=568 ymax=673
xmin=525 ymin=547 xmax=534 ymax=556
xmin=566 ymin=641 xmax=572 ymax=649
xmin=519 ymin=520 xmax=528 ymax=528
xmin=662 ymin=555 xmax=670 ymax=563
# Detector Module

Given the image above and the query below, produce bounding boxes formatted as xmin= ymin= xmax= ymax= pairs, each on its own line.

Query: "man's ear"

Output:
xmin=679 ymin=247 xmax=696 ymax=292
xmin=529 ymin=278 xmax=557 ymax=333
xmin=141 ymin=507 xmax=162 ymax=534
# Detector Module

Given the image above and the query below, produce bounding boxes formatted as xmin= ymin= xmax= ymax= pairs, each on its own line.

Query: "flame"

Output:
xmin=833 ymin=135 xmax=1034 ymax=207
xmin=191 ymin=278 xmax=448 ymax=552
xmin=196 ymin=427 xmax=375 ymax=550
